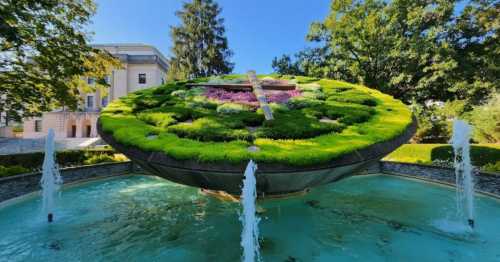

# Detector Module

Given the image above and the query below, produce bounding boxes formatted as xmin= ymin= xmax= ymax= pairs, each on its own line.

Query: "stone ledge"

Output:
xmin=380 ymin=161 xmax=500 ymax=198
xmin=0 ymin=162 xmax=136 ymax=203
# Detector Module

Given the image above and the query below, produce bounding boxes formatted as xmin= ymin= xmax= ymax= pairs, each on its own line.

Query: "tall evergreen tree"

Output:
xmin=168 ymin=0 xmax=234 ymax=80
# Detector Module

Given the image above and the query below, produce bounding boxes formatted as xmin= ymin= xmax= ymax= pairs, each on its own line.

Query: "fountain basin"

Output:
xmin=1 ymin=174 xmax=500 ymax=261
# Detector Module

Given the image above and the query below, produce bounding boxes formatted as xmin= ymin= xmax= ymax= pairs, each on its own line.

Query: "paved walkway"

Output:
xmin=0 ymin=137 xmax=102 ymax=155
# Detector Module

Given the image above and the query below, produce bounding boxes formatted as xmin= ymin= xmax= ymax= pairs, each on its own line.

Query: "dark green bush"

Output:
xmin=83 ymin=154 xmax=116 ymax=165
xmin=431 ymin=145 xmax=500 ymax=167
xmin=287 ymin=97 xmax=323 ymax=109
xmin=0 ymin=149 xmax=115 ymax=169
xmin=323 ymin=102 xmax=375 ymax=125
xmin=133 ymin=94 xmax=170 ymax=112
xmin=482 ymin=161 xmax=500 ymax=173
xmin=0 ymin=165 xmax=30 ymax=177
xmin=326 ymin=90 xmax=377 ymax=106
xmin=295 ymin=76 xmax=320 ymax=84
xmin=168 ymin=117 xmax=253 ymax=142
xmin=152 ymin=82 xmax=187 ymax=95
xmin=256 ymin=111 xmax=344 ymax=139
xmin=137 ymin=112 xmax=177 ymax=128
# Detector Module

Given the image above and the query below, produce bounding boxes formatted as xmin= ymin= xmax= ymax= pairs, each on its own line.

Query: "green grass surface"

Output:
xmin=384 ymin=144 xmax=500 ymax=172
xmin=100 ymin=75 xmax=413 ymax=166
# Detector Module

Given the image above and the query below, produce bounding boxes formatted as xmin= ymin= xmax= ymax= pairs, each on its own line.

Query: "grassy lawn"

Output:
xmin=384 ymin=144 xmax=500 ymax=172
xmin=100 ymin=75 xmax=413 ymax=166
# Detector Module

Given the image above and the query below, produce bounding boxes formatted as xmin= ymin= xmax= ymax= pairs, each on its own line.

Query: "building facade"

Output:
xmin=22 ymin=44 xmax=168 ymax=139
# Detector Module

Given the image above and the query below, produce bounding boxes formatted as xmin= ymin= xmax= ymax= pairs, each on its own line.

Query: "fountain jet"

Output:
xmin=40 ymin=128 xmax=63 ymax=223
xmin=240 ymin=160 xmax=260 ymax=262
xmin=451 ymin=120 xmax=474 ymax=229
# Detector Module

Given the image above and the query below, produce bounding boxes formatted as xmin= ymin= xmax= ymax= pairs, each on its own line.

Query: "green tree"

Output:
xmin=271 ymin=54 xmax=302 ymax=76
xmin=0 ymin=0 xmax=116 ymax=124
xmin=446 ymin=0 xmax=500 ymax=104
xmin=273 ymin=0 xmax=499 ymax=105
xmin=69 ymin=51 xmax=121 ymax=101
xmin=168 ymin=0 xmax=234 ymax=80
xmin=469 ymin=92 xmax=500 ymax=143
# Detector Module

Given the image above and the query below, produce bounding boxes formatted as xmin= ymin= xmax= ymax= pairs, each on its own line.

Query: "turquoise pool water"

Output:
xmin=0 ymin=174 xmax=499 ymax=261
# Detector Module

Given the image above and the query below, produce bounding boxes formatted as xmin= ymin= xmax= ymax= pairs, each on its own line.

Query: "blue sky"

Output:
xmin=87 ymin=0 xmax=331 ymax=74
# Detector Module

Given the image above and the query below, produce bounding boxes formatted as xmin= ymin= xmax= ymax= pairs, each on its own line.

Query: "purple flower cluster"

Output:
xmin=205 ymin=87 xmax=258 ymax=106
xmin=204 ymin=87 xmax=301 ymax=106
xmin=266 ymin=90 xmax=301 ymax=103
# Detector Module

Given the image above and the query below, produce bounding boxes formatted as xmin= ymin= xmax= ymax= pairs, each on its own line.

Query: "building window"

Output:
xmin=101 ymin=96 xmax=108 ymax=107
xmin=87 ymin=77 xmax=95 ymax=85
xmin=87 ymin=95 xmax=94 ymax=108
xmin=138 ymin=73 xmax=146 ymax=84
xmin=34 ymin=120 xmax=42 ymax=132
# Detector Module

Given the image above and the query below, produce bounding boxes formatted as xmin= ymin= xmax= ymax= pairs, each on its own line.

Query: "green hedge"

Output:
xmin=0 ymin=149 xmax=116 ymax=170
xmin=0 ymin=165 xmax=30 ymax=178
xmin=384 ymin=144 xmax=500 ymax=172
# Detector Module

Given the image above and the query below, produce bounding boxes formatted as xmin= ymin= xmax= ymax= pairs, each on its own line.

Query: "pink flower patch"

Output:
xmin=204 ymin=87 xmax=301 ymax=106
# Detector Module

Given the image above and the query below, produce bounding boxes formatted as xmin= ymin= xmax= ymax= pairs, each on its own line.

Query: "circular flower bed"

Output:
xmin=99 ymin=75 xmax=413 ymax=167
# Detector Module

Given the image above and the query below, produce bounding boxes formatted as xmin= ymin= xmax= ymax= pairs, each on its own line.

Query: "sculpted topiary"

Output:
xmin=98 ymin=74 xmax=415 ymax=195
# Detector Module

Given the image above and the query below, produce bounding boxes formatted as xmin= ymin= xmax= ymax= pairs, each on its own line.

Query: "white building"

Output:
xmin=22 ymin=44 xmax=168 ymax=139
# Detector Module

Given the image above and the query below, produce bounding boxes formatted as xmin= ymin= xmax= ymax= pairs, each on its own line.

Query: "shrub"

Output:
xmin=294 ymin=76 xmax=320 ymax=84
xmin=412 ymin=104 xmax=450 ymax=143
xmin=0 ymin=165 xmax=30 ymax=177
xmin=171 ymin=90 xmax=187 ymax=98
xmin=0 ymin=149 xmax=116 ymax=169
xmin=216 ymin=103 xmax=251 ymax=115
xmin=469 ymin=93 xmax=500 ymax=143
xmin=286 ymin=97 xmax=323 ymax=109
xmin=152 ymin=82 xmax=186 ymax=95
xmin=385 ymin=144 xmax=500 ymax=171
xmin=326 ymin=90 xmax=377 ymax=106
xmin=186 ymin=96 xmax=218 ymax=110
xmin=255 ymin=110 xmax=344 ymax=139
xmin=297 ymin=83 xmax=321 ymax=92
xmin=186 ymin=87 xmax=206 ymax=97
xmin=133 ymin=93 xmax=170 ymax=112
xmin=83 ymin=154 xmax=115 ymax=165
xmin=431 ymin=145 xmax=500 ymax=167
xmin=137 ymin=112 xmax=177 ymax=128
xmin=83 ymin=154 xmax=128 ymax=165
xmin=301 ymin=90 xmax=325 ymax=100
xmin=322 ymin=102 xmax=375 ymax=125
xmin=12 ymin=125 xmax=23 ymax=133
xmin=482 ymin=161 xmax=500 ymax=173
xmin=167 ymin=117 xmax=253 ymax=142
xmin=268 ymin=102 xmax=289 ymax=112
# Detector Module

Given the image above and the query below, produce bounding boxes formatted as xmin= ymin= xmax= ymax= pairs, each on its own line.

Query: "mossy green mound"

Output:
xmin=99 ymin=75 xmax=413 ymax=166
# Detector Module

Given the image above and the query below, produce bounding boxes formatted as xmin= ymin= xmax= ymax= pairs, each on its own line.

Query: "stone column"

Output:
xmin=75 ymin=115 xmax=83 ymax=138
xmin=90 ymin=114 xmax=98 ymax=137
